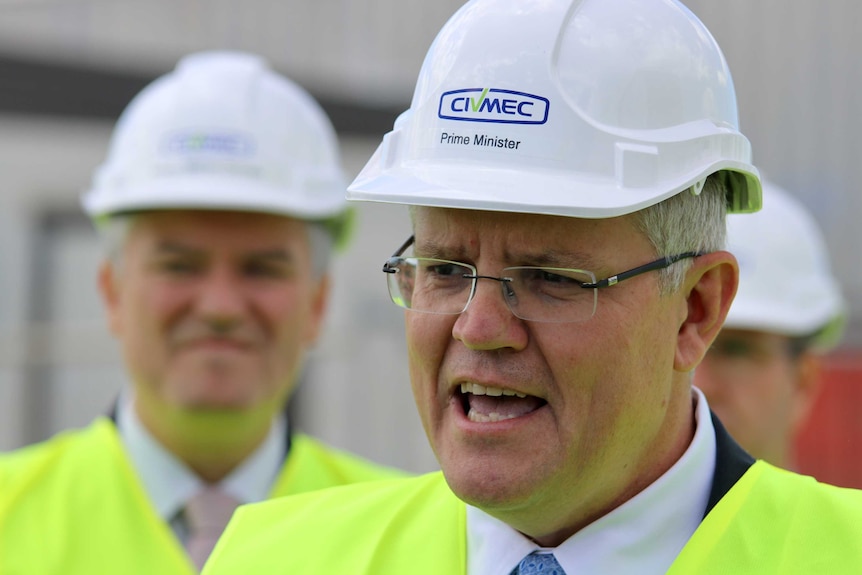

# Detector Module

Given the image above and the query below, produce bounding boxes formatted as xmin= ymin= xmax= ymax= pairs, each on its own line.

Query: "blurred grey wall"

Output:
xmin=686 ymin=0 xmax=862 ymax=343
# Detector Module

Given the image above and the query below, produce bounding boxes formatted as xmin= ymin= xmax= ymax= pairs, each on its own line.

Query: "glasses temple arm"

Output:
xmin=383 ymin=235 xmax=416 ymax=273
xmin=391 ymin=235 xmax=415 ymax=258
xmin=581 ymin=251 xmax=703 ymax=289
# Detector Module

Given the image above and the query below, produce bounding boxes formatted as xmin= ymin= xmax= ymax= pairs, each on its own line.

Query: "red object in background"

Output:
xmin=794 ymin=350 xmax=862 ymax=489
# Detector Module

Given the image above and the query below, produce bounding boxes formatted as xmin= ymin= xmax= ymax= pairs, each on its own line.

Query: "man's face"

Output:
xmin=694 ymin=329 xmax=817 ymax=466
xmin=100 ymin=210 xmax=327 ymax=418
xmin=407 ymin=207 xmax=698 ymax=544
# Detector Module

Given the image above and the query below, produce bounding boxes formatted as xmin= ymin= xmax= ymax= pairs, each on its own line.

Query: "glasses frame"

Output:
xmin=382 ymin=235 xmax=703 ymax=321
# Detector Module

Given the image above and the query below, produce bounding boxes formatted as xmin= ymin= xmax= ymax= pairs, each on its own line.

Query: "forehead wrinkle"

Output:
xmin=153 ymin=239 xmax=200 ymax=255
xmin=414 ymin=235 xmax=602 ymax=271
xmin=247 ymin=249 xmax=297 ymax=266
xmin=505 ymin=247 xmax=602 ymax=270
xmin=153 ymin=239 xmax=296 ymax=262
xmin=414 ymin=207 xmax=620 ymax=269
xmin=412 ymin=237 xmax=467 ymax=261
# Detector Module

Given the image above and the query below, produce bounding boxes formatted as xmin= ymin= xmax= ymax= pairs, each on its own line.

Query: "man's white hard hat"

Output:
xmin=82 ymin=50 xmax=351 ymax=245
xmin=348 ymin=0 xmax=761 ymax=218
xmin=726 ymin=180 xmax=846 ymax=349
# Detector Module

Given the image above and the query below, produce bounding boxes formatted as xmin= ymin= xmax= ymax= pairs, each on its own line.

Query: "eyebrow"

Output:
xmin=154 ymin=241 xmax=296 ymax=263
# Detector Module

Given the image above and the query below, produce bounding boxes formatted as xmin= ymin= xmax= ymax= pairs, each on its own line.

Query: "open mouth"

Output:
xmin=458 ymin=382 xmax=546 ymax=423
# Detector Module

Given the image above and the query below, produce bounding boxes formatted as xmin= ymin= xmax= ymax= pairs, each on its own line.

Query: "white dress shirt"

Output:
xmin=117 ymin=395 xmax=287 ymax=544
xmin=467 ymin=387 xmax=717 ymax=575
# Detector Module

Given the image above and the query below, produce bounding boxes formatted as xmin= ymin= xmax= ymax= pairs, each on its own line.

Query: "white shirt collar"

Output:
xmin=466 ymin=387 xmax=716 ymax=575
xmin=117 ymin=394 xmax=287 ymax=521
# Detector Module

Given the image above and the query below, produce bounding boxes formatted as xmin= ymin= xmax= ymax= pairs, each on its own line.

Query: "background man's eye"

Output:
xmin=161 ymin=260 xmax=198 ymax=274
xmin=711 ymin=340 xmax=754 ymax=358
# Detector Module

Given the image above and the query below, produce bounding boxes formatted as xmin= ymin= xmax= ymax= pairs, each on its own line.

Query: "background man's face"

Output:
xmin=101 ymin=209 xmax=328 ymax=419
xmin=695 ymin=328 xmax=818 ymax=465
xmin=406 ymin=206 xmax=694 ymax=543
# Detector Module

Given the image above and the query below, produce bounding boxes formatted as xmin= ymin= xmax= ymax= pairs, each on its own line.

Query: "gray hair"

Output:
xmin=633 ymin=174 xmax=728 ymax=295
xmin=96 ymin=213 xmax=334 ymax=278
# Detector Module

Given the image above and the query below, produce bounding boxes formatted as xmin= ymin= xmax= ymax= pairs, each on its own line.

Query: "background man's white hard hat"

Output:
xmin=82 ymin=50 xmax=352 ymax=245
xmin=726 ymin=180 xmax=846 ymax=349
xmin=348 ymin=0 xmax=762 ymax=218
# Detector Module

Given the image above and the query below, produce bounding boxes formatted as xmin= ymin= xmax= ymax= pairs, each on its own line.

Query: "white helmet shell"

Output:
xmin=348 ymin=0 xmax=761 ymax=217
xmin=726 ymin=180 xmax=846 ymax=349
xmin=82 ymin=51 xmax=351 ymax=242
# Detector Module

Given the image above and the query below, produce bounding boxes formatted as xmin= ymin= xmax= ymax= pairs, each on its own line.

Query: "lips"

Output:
xmin=458 ymin=382 xmax=546 ymax=423
xmin=181 ymin=337 xmax=254 ymax=353
xmin=171 ymin=321 xmax=264 ymax=349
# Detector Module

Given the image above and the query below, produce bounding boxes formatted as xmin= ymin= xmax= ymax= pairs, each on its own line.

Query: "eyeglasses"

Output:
xmin=382 ymin=235 xmax=702 ymax=323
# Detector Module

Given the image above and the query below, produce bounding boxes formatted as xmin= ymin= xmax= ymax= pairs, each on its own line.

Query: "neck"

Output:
xmin=134 ymin=399 xmax=275 ymax=483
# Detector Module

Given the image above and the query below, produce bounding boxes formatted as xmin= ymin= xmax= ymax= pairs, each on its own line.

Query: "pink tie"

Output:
xmin=184 ymin=487 xmax=241 ymax=571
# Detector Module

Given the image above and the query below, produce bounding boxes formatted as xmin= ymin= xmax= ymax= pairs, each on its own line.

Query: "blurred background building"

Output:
xmin=0 ymin=0 xmax=859 ymax=483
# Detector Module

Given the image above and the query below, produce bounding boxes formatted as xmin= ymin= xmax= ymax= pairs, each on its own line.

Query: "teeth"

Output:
xmin=460 ymin=382 xmax=526 ymax=398
xmin=468 ymin=410 xmax=519 ymax=423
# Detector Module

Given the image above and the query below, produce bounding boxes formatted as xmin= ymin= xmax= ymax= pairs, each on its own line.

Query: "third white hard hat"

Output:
xmin=348 ymin=0 xmax=761 ymax=217
xmin=82 ymin=50 xmax=351 ymax=244
xmin=726 ymin=180 xmax=846 ymax=349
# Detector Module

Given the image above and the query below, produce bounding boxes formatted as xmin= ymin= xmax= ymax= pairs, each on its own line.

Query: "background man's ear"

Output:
xmin=303 ymin=273 xmax=331 ymax=347
xmin=791 ymin=352 xmax=824 ymax=433
xmin=98 ymin=261 xmax=123 ymax=337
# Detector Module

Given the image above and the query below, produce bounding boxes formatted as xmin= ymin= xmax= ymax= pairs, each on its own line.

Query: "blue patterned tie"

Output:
xmin=510 ymin=552 xmax=566 ymax=575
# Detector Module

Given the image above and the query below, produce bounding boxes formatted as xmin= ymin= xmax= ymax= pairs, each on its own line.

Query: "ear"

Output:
xmin=790 ymin=352 xmax=824 ymax=433
xmin=674 ymin=251 xmax=738 ymax=372
xmin=98 ymin=260 xmax=123 ymax=337
xmin=303 ymin=272 xmax=331 ymax=346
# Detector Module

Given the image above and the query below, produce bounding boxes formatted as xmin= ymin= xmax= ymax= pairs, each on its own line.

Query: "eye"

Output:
xmin=412 ymin=258 xmax=471 ymax=279
xmin=425 ymin=262 xmax=466 ymax=277
xmin=538 ymin=269 xmax=582 ymax=285
xmin=518 ymin=267 xmax=585 ymax=287
xmin=414 ymin=259 xmax=472 ymax=291
xmin=156 ymin=258 xmax=201 ymax=275
xmin=244 ymin=260 xmax=292 ymax=279
xmin=510 ymin=267 xmax=592 ymax=303
xmin=709 ymin=338 xmax=757 ymax=359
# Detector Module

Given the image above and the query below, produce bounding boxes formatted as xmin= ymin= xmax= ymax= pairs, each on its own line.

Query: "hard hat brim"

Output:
xmin=348 ymin=146 xmax=761 ymax=218
xmin=724 ymin=301 xmax=847 ymax=351
xmin=82 ymin=173 xmax=348 ymax=221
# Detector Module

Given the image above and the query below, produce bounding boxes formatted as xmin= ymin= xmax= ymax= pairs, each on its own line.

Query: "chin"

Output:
xmin=168 ymin=363 xmax=265 ymax=404
xmin=440 ymin=454 xmax=539 ymax=511
xmin=188 ymin=398 xmax=254 ymax=412
xmin=170 ymin=382 xmax=262 ymax=412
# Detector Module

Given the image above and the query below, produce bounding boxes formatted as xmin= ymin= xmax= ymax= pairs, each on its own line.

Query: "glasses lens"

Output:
xmin=386 ymin=257 xmax=474 ymax=314
xmin=503 ymin=267 xmax=597 ymax=323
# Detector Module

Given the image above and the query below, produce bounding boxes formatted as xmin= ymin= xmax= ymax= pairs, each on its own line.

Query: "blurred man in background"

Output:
xmin=695 ymin=180 xmax=846 ymax=469
xmin=0 ymin=50 xmax=402 ymax=574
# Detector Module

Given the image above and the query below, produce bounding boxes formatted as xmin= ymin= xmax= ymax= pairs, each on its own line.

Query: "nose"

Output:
xmin=195 ymin=267 xmax=247 ymax=323
xmin=452 ymin=274 xmax=527 ymax=351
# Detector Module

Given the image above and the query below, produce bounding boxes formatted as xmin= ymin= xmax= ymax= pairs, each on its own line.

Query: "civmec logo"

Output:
xmin=163 ymin=130 xmax=256 ymax=156
xmin=438 ymin=88 xmax=549 ymax=125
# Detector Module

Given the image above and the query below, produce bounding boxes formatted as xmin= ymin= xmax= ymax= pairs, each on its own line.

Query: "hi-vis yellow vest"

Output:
xmin=0 ymin=417 xmax=404 ymax=575
xmin=204 ymin=462 xmax=862 ymax=574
